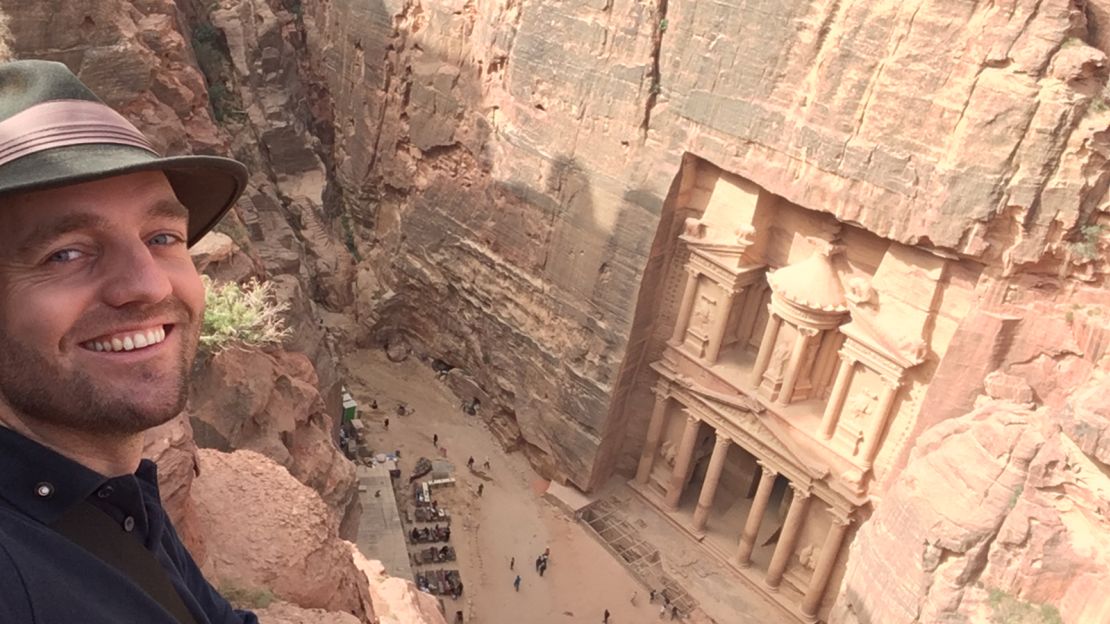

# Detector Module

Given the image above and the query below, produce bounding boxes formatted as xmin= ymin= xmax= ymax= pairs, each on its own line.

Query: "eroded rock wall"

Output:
xmin=293 ymin=0 xmax=1110 ymax=490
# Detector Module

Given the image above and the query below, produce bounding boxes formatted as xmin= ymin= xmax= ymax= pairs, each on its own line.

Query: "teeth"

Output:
xmin=84 ymin=327 xmax=168 ymax=353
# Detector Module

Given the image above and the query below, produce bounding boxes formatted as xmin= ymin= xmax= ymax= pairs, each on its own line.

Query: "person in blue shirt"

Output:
xmin=0 ymin=59 xmax=255 ymax=623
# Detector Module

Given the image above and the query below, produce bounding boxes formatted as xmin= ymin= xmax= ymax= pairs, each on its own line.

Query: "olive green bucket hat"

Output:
xmin=0 ymin=59 xmax=247 ymax=246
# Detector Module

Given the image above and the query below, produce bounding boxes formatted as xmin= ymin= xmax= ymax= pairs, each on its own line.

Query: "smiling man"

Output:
xmin=0 ymin=60 xmax=255 ymax=623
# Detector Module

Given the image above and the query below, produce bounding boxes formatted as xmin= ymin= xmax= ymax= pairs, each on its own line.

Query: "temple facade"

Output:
xmin=624 ymin=157 xmax=977 ymax=622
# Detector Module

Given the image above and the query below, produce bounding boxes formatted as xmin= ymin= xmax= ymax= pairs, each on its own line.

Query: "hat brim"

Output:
xmin=0 ymin=144 xmax=248 ymax=246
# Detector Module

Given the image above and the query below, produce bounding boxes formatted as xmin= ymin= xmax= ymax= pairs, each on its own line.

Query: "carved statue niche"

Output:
xmin=839 ymin=387 xmax=876 ymax=456
xmin=691 ymin=293 xmax=716 ymax=335
xmin=660 ymin=439 xmax=679 ymax=467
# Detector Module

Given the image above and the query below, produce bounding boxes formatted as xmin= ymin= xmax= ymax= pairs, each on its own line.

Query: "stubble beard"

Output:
xmin=0 ymin=316 xmax=200 ymax=437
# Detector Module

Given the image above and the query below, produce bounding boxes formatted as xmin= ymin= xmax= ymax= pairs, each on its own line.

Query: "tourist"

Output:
xmin=510 ymin=556 xmax=515 ymax=570
xmin=455 ymin=610 xmax=463 ymax=623
xmin=433 ymin=433 xmax=439 ymax=447
xmin=535 ymin=555 xmax=543 ymax=572
xmin=630 ymin=590 xmax=637 ymax=605
xmin=0 ymin=60 xmax=256 ymax=622
xmin=483 ymin=457 xmax=491 ymax=470
xmin=467 ymin=456 xmax=475 ymax=469
xmin=603 ymin=609 xmax=610 ymax=623
xmin=477 ymin=483 xmax=484 ymax=496
xmin=383 ymin=417 xmax=389 ymax=430
xmin=671 ymin=605 xmax=679 ymax=620
xmin=539 ymin=558 xmax=547 ymax=577
xmin=649 ymin=589 xmax=656 ymax=603
xmin=370 ymin=398 xmax=378 ymax=410
xmin=514 ymin=575 xmax=522 ymax=591
xmin=659 ymin=603 xmax=667 ymax=619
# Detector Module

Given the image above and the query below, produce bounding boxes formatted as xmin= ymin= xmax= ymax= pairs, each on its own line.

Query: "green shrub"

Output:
xmin=988 ymin=588 xmax=1063 ymax=624
xmin=1070 ymin=224 xmax=1105 ymax=260
xmin=217 ymin=580 xmax=275 ymax=609
xmin=201 ymin=276 xmax=290 ymax=353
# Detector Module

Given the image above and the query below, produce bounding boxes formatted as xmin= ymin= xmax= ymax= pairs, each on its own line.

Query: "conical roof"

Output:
xmin=768 ymin=248 xmax=847 ymax=313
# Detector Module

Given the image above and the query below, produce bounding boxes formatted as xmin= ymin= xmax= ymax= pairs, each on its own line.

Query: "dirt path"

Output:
xmin=345 ymin=348 xmax=671 ymax=624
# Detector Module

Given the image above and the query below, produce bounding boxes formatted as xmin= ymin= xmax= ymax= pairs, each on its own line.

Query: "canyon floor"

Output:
xmin=346 ymin=348 xmax=656 ymax=623
xmin=345 ymin=347 xmax=789 ymax=624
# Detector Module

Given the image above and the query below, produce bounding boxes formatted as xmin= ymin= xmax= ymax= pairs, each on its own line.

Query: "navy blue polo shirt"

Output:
xmin=0 ymin=425 xmax=257 ymax=623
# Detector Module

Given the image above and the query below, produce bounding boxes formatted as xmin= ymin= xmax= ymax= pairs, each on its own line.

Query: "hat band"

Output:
xmin=0 ymin=99 xmax=158 ymax=168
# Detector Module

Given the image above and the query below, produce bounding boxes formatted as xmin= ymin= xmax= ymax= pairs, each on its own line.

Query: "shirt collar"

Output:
xmin=0 ymin=425 xmax=110 ymax=525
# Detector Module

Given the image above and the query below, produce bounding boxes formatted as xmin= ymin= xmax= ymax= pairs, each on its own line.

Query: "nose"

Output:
xmin=98 ymin=239 xmax=174 ymax=308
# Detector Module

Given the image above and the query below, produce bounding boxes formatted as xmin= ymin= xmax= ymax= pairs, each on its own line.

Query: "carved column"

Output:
xmin=859 ymin=379 xmax=901 ymax=470
xmin=819 ymin=357 xmax=855 ymax=439
xmin=665 ymin=414 xmax=701 ymax=510
xmin=671 ymin=271 xmax=699 ymax=344
xmin=692 ymin=433 xmax=732 ymax=532
xmin=765 ymin=483 xmax=812 ymax=589
xmin=736 ymin=463 xmax=777 ymax=567
xmin=704 ymin=287 xmax=736 ymax=364
xmin=801 ymin=514 xmax=853 ymax=618
xmin=750 ymin=311 xmax=783 ymax=385
xmin=635 ymin=394 xmax=670 ymax=485
xmin=777 ymin=327 xmax=819 ymax=404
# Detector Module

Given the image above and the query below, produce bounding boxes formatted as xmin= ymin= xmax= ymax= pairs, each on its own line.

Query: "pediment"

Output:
xmin=666 ymin=378 xmax=829 ymax=484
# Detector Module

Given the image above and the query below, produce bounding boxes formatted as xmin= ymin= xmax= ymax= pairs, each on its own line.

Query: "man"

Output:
xmin=0 ymin=60 xmax=253 ymax=623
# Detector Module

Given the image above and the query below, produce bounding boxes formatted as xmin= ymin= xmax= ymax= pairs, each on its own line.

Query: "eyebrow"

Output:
xmin=14 ymin=200 xmax=190 ymax=257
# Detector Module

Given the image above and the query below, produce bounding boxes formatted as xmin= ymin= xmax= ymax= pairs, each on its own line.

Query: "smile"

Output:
xmin=81 ymin=325 xmax=169 ymax=353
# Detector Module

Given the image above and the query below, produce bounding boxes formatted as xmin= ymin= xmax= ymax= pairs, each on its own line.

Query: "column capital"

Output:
xmin=797 ymin=325 xmax=821 ymax=338
xmin=713 ymin=432 xmax=732 ymax=450
xmin=788 ymin=482 xmax=813 ymax=499
xmin=756 ymin=460 xmax=779 ymax=478
xmin=828 ymin=510 xmax=853 ymax=527
xmin=685 ymin=413 xmax=700 ymax=426
xmin=651 ymin=380 xmax=672 ymax=398
xmin=880 ymin=374 xmax=904 ymax=390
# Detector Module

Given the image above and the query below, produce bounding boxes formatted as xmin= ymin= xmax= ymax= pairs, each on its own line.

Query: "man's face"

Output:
xmin=0 ymin=171 xmax=205 ymax=436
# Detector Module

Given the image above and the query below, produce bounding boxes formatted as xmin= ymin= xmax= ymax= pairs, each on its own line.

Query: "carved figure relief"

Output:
xmin=797 ymin=544 xmax=817 ymax=570
xmin=842 ymin=388 xmax=876 ymax=456
xmin=660 ymin=439 xmax=679 ymax=467
xmin=684 ymin=217 xmax=706 ymax=239
xmin=692 ymin=294 xmax=715 ymax=333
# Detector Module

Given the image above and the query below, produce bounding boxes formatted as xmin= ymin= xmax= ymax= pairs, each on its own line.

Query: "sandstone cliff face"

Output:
xmin=187 ymin=347 xmax=360 ymax=537
xmin=831 ymin=389 xmax=1110 ymax=624
xmin=191 ymin=449 xmax=376 ymax=620
xmin=284 ymin=0 xmax=1110 ymax=491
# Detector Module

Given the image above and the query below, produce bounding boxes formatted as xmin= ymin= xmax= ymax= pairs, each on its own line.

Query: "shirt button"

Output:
xmin=35 ymin=482 xmax=54 ymax=498
xmin=97 ymin=486 xmax=114 ymax=499
xmin=123 ymin=516 xmax=135 ymax=532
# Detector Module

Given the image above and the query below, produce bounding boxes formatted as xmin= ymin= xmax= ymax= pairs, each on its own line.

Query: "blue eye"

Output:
xmin=149 ymin=233 xmax=184 ymax=246
xmin=46 ymin=249 xmax=83 ymax=263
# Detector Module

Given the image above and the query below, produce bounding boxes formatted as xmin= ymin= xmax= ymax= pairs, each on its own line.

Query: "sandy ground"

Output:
xmin=345 ymin=348 xmax=673 ymax=624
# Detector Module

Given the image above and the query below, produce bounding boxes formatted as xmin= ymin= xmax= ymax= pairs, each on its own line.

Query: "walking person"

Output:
xmin=433 ymin=433 xmax=439 ymax=447
xmin=671 ymin=605 xmax=679 ymax=620
xmin=535 ymin=555 xmax=543 ymax=572
xmin=538 ymin=559 xmax=547 ymax=577
xmin=510 ymin=556 xmax=515 ymax=570
xmin=383 ymin=417 xmax=389 ymax=430
xmin=630 ymin=590 xmax=637 ymax=605
xmin=603 ymin=609 xmax=610 ymax=623
xmin=649 ymin=589 xmax=656 ymax=603
xmin=513 ymin=575 xmax=521 ymax=592
xmin=477 ymin=483 xmax=484 ymax=496
xmin=467 ymin=456 xmax=474 ymax=469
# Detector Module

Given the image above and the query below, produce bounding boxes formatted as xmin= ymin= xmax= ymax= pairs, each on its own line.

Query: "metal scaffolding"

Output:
xmin=580 ymin=499 xmax=702 ymax=618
